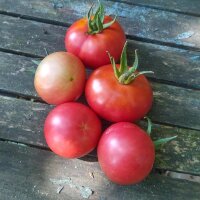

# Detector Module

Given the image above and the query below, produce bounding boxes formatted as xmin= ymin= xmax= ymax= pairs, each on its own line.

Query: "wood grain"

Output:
xmin=0 ymin=1 xmax=199 ymax=198
xmin=0 ymin=96 xmax=199 ymax=175
xmin=0 ymin=48 xmax=200 ymax=130
xmin=0 ymin=141 xmax=200 ymax=200
xmin=0 ymin=0 xmax=200 ymax=48
xmin=150 ymin=83 xmax=200 ymax=130
xmin=0 ymin=14 xmax=65 ymax=57
xmin=0 ymin=16 xmax=200 ymax=89
xmin=115 ymin=0 xmax=200 ymax=16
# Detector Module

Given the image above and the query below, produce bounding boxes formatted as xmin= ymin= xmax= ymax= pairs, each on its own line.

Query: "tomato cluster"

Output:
xmin=34 ymin=1 xmax=175 ymax=185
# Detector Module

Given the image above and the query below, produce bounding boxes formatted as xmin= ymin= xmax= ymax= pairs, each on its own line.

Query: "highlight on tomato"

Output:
xmin=44 ymin=102 xmax=102 ymax=158
xmin=34 ymin=52 xmax=86 ymax=105
xmin=85 ymin=42 xmax=153 ymax=122
xmin=65 ymin=1 xmax=126 ymax=69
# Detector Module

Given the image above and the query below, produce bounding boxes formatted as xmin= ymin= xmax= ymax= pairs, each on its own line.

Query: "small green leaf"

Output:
xmin=154 ymin=136 xmax=177 ymax=150
xmin=119 ymin=41 xmax=128 ymax=74
xmin=134 ymin=71 xmax=154 ymax=79
xmin=124 ymin=50 xmax=139 ymax=76
xmin=103 ymin=16 xmax=116 ymax=29
xmin=96 ymin=14 xmax=103 ymax=32
xmin=99 ymin=2 xmax=105 ymax=23
xmin=107 ymin=51 xmax=120 ymax=79
xmin=132 ymin=50 xmax=139 ymax=71
xmin=87 ymin=4 xmax=94 ymax=31
xmin=87 ymin=1 xmax=115 ymax=34
xmin=87 ymin=4 xmax=93 ymax=20
xmin=144 ymin=116 xmax=152 ymax=135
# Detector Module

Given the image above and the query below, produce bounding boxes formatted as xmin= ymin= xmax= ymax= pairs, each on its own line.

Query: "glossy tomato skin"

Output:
xmin=65 ymin=16 xmax=126 ymax=69
xmin=97 ymin=122 xmax=155 ymax=185
xmin=85 ymin=64 xmax=153 ymax=122
xmin=34 ymin=52 xmax=86 ymax=105
xmin=44 ymin=102 xmax=102 ymax=158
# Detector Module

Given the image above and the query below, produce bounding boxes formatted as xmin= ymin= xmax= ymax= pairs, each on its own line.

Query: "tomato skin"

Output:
xmin=97 ymin=122 xmax=155 ymax=185
xmin=85 ymin=64 xmax=153 ymax=122
xmin=44 ymin=102 xmax=102 ymax=158
xmin=34 ymin=52 xmax=86 ymax=105
xmin=65 ymin=16 xmax=126 ymax=69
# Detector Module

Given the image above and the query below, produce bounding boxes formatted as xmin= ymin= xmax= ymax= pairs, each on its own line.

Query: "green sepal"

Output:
xmin=154 ymin=136 xmax=177 ymax=150
xmin=87 ymin=4 xmax=94 ymax=31
xmin=144 ymin=116 xmax=152 ymax=135
xmin=107 ymin=51 xmax=120 ymax=79
xmin=87 ymin=1 xmax=116 ymax=34
xmin=132 ymin=49 xmax=138 ymax=71
xmin=107 ymin=41 xmax=154 ymax=85
xmin=103 ymin=16 xmax=117 ymax=29
xmin=96 ymin=13 xmax=103 ymax=32
xmin=119 ymin=41 xmax=128 ymax=74
xmin=97 ymin=0 xmax=105 ymax=22
xmin=142 ymin=117 xmax=177 ymax=150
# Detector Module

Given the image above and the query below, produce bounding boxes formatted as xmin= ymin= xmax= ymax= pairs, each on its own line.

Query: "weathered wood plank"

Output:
xmin=116 ymin=0 xmax=200 ymax=16
xmin=0 ymin=96 xmax=51 ymax=147
xmin=0 ymin=51 xmax=200 ymax=130
xmin=150 ymin=83 xmax=200 ymax=130
xmin=0 ymin=141 xmax=200 ymax=200
xmin=0 ymin=17 xmax=200 ymax=90
xmin=146 ymin=123 xmax=200 ymax=174
xmin=127 ymin=41 xmax=200 ymax=90
xmin=0 ymin=96 xmax=200 ymax=175
xmin=0 ymin=52 xmax=38 ymax=97
xmin=0 ymin=0 xmax=200 ymax=48
xmin=1 ymin=49 xmax=200 ymax=130
xmin=0 ymin=14 xmax=65 ymax=57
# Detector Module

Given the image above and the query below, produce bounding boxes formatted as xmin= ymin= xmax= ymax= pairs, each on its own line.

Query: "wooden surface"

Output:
xmin=1 ymin=142 xmax=200 ymax=200
xmin=0 ymin=0 xmax=200 ymax=199
xmin=116 ymin=0 xmax=200 ymax=16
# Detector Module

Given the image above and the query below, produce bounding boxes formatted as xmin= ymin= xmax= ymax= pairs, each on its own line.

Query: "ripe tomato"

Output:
xmin=85 ymin=64 xmax=153 ymax=122
xmin=44 ymin=102 xmax=102 ymax=158
xmin=65 ymin=2 xmax=126 ymax=69
xmin=34 ymin=52 xmax=86 ymax=105
xmin=97 ymin=122 xmax=155 ymax=185
xmin=85 ymin=42 xmax=153 ymax=122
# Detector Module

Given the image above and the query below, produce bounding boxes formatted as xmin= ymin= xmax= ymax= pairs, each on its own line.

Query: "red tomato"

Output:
xmin=85 ymin=64 xmax=153 ymax=122
xmin=65 ymin=16 xmax=126 ymax=69
xmin=97 ymin=122 xmax=155 ymax=185
xmin=44 ymin=102 xmax=102 ymax=158
xmin=34 ymin=52 xmax=86 ymax=105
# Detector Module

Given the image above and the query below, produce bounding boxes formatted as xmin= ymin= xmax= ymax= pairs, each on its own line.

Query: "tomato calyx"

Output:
xmin=144 ymin=116 xmax=177 ymax=150
xmin=108 ymin=42 xmax=154 ymax=85
xmin=87 ymin=1 xmax=116 ymax=35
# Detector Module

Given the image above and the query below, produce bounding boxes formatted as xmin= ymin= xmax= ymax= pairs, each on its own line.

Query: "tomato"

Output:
xmin=65 ymin=2 xmax=126 ymax=69
xmin=85 ymin=64 xmax=153 ymax=122
xmin=97 ymin=122 xmax=155 ymax=185
xmin=85 ymin=42 xmax=153 ymax=122
xmin=34 ymin=52 xmax=86 ymax=105
xmin=44 ymin=102 xmax=102 ymax=158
